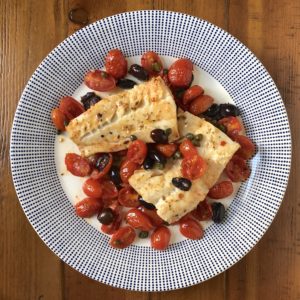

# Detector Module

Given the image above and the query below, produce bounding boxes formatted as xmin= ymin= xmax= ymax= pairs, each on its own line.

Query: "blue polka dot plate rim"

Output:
xmin=10 ymin=10 xmax=291 ymax=291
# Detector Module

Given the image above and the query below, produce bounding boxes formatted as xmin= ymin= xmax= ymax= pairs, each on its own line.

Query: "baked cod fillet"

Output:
xmin=129 ymin=111 xmax=240 ymax=224
xmin=66 ymin=77 xmax=179 ymax=156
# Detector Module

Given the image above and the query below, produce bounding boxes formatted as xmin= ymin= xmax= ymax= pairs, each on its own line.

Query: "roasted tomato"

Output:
xmin=179 ymin=139 xmax=198 ymax=158
xmin=191 ymin=199 xmax=213 ymax=221
xmin=127 ymin=140 xmax=148 ymax=164
xmin=182 ymin=85 xmax=204 ymax=105
xmin=59 ymin=96 xmax=85 ymax=120
xmin=84 ymin=70 xmax=116 ymax=92
xmin=225 ymin=155 xmax=251 ymax=182
xmin=101 ymin=180 xmax=118 ymax=200
xmin=151 ymin=226 xmax=171 ymax=251
xmin=118 ymin=186 xmax=140 ymax=207
xmin=189 ymin=95 xmax=214 ymax=115
xmin=155 ymin=143 xmax=177 ymax=158
xmin=168 ymin=58 xmax=193 ymax=88
xmin=141 ymin=51 xmax=163 ymax=74
xmin=101 ymin=212 xmax=122 ymax=235
xmin=208 ymin=180 xmax=234 ymax=199
xmin=125 ymin=208 xmax=154 ymax=231
xmin=234 ymin=135 xmax=255 ymax=160
xmin=105 ymin=49 xmax=127 ymax=79
xmin=179 ymin=218 xmax=204 ymax=240
xmin=120 ymin=160 xmax=139 ymax=183
xmin=138 ymin=206 xmax=164 ymax=227
xmin=90 ymin=153 xmax=113 ymax=179
xmin=218 ymin=116 xmax=242 ymax=134
xmin=51 ymin=108 xmax=68 ymax=131
xmin=181 ymin=155 xmax=207 ymax=180
xmin=75 ymin=197 xmax=102 ymax=218
xmin=65 ymin=153 xmax=91 ymax=177
xmin=82 ymin=178 xmax=103 ymax=198
xmin=110 ymin=226 xmax=136 ymax=249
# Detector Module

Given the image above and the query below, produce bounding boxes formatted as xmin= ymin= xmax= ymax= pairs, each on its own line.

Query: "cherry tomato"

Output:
xmin=59 ymin=96 xmax=85 ymax=120
xmin=234 ymin=135 xmax=255 ymax=160
xmin=125 ymin=208 xmax=154 ymax=231
xmin=65 ymin=153 xmax=91 ymax=177
xmin=118 ymin=186 xmax=140 ymax=207
xmin=84 ymin=70 xmax=116 ymax=92
xmin=120 ymin=160 xmax=139 ymax=183
xmin=182 ymin=85 xmax=204 ymax=105
xmin=151 ymin=226 xmax=171 ymax=251
xmin=159 ymin=69 xmax=170 ymax=86
xmin=191 ymin=199 xmax=213 ymax=221
xmin=101 ymin=212 xmax=122 ymax=235
xmin=90 ymin=153 xmax=113 ymax=179
xmin=141 ymin=51 xmax=163 ymax=74
xmin=181 ymin=155 xmax=207 ymax=180
xmin=208 ymin=180 xmax=234 ymax=199
xmin=82 ymin=178 xmax=103 ymax=198
xmin=138 ymin=206 xmax=164 ymax=227
xmin=168 ymin=58 xmax=193 ymax=88
xmin=225 ymin=155 xmax=251 ymax=182
xmin=75 ymin=197 xmax=102 ymax=218
xmin=179 ymin=139 xmax=198 ymax=158
xmin=179 ymin=218 xmax=204 ymax=240
xmin=218 ymin=117 xmax=242 ymax=134
xmin=127 ymin=140 xmax=148 ymax=164
xmin=189 ymin=95 xmax=214 ymax=115
xmin=101 ymin=180 xmax=118 ymax=200
xmin=105 ymin=49 xmax=127 ymax=79
xmin=155 ymin=143 xmax=177 ymax=158
xmin=110 ymin=226 xmax=136 ymax=249
xmin=51 ymin=108 xmax=68 ymax=131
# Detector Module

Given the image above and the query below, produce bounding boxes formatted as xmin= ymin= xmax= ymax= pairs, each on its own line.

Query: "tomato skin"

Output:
xmin=218 ymin=117 xmax=242 ymax=134
xmin=105 ymin=49 xmax=127 ymax=79
xmin=51 ymin=108 xmax=68 ymax=131
xmin=75 ymin=197 xmax=102 ymax=218
xmin=65 ymin=153 xmax=91 ymax=177
xmin=101 ymin=212 xmax=122 ymax=235
xmin=127 ymin=140 xmax=148 ymax=164
xmin=90 ymin=153 xmax=113 ymax=180
xmin=234 ymin=135 xmax=255 ymax=159
xmin=189 ymin=95 xmax=214 ymax=115
xmin=138 ymin=206 xmax=164 ymax=227
xmin=84 ymin=70 xmax=116 ymax=92
xmin=82 ymin=178 xmax=103 ymax=198
xmin=118 ymin=186 xmax=140 ymax=207
xmin=120 ymin=160 xmax=139 ymax=183
xmin=151 ymin=226 xmax=171 ymax=251
xmin=168 ymin=58 xmax=193 ymax=88
xmin=110 ymin=226 xmax=136 ymax=249
xmin=141 ymin=51 xmax=163 ymax=74
xmin=125 ymin=208 xmax=154 ymax=231
xmin=208 ymin=180 xmax=233 ymax=199
xmin=155 ymin=143 xmax=177 ymax=158
xmin=183 ymin=85 xmax=204 ymax=105
xmin=225 ymin=155 xmax=251 ymax=182
xmin=179 ymin=139 xmax=198 ymax=158
xmin=181 ymin=155 xmax=207 ymax=180
xmin=179 ymin=218 xmax=204 ymax=240
xmin=100 ymin=180 xmax=118 ymax=201
xmin=191 ymin=199 xmax=213 ymax=221
xmin=59 ymin=96 xmax=85 ymax=120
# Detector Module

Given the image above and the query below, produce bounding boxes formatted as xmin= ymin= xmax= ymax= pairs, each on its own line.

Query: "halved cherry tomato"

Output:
xmin=225 ymin=155 xmax=250 ymax=182
xmin=138 ymin=206 xmax=164 ymax=227
xmin=141 ymin=51 xmax=163 ymax=74
xmin=59 ymin=96 xmax=85 ymax=120
xmin=208 ymin=180 xmax=234 ymax=199
xmin=110 ymin=226 xmax=136 ymax=249
xmin=234 ymin=135 xmax=255 ymax=160
xmin=191 ymin=199 xmax=213 ymax=221
xmin=51 ymin=108 xmax=68 ymax=131
xmin=127 ymin=140 xmax=148 ymax=164
xmin=155 ymin=143 xmax=177 ymax=158
xmin=179 ymin=139 xmax=198 ymax=158
xmin=168 ymin=58 xmax=193 ymax=88
xmin=118 ymin=186 xmax=140 ymax=207
xmin=101 ymin=212 xmax=122 ymax=235
xmin=84 ymin=70 xmax=116 ymax=92
xmin=101 ymin=180 xmax=118 ymax=200
xmin=218 ymin=117 xmax=242 ymax=134
xmin=182 ymin=85 xmax=204 ymax=105
xmin=75 ymin=197 xmax=102 ymax=218
xmin=125 ymin=208 xmax=154 ymax=231
xmin=90 ymin=153 xmax=113 ymax=180
xmin=105 ymin=49 xmax=127 ymax=79
xmin=82 ymin=178 xmax=103 ymax=198
xmin=179 ymin=218 xmax=204 ymax=240
xmin=181 ymin=155 xmax=207 ymax=180
xmin=189 ymin=95 xmax=213 ymax=115
xmin=151 ymin=226 xmax=171 ymax=251
xmin=120 ymin=160 xmax=139 ymax=183
xmin=65 ymin=153 xmax=91 ymax=177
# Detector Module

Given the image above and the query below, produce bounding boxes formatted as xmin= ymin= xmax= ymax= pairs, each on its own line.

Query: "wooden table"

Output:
xmin=1 ymin=1 xmax=299 ymax=299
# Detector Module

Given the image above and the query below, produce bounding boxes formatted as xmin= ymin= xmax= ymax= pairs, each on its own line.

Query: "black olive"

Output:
xmin=129 ymin=64 xmax=149 ymax=81
xmin=81 ymin=92 xmax=101 ymax=110
xmin=203 ymin=104 xmax=220 ymax=118
xmin=109 ymin=166 xmax=122 ymax=189
xmin=219 ymin=104 xmax=240 ymax=118
xmin=143 ymin=156 xmax=155 ymax=170
xmin=96 ymin=153 xmax=111 ymax=172
xmin=211 ymin=202 xmax=226 ymax=223
xmin=150 ymin=129 xmax=169 ymax=144
xmin=139 ymin=197 xmax=156 ymax=210
xmin=149 ymin=149 xmax=167 ymax=165
xmin=117 ymin=78 xmax=137 ymax=89
xmin=97 ymin=208 xmax=115 ymax=225
xmin=172 ymin=177 xmax=192 ymax=191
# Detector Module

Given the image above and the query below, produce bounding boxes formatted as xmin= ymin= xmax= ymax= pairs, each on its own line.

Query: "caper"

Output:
xmin=139 ymin=231 xmax=149 ymax=238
